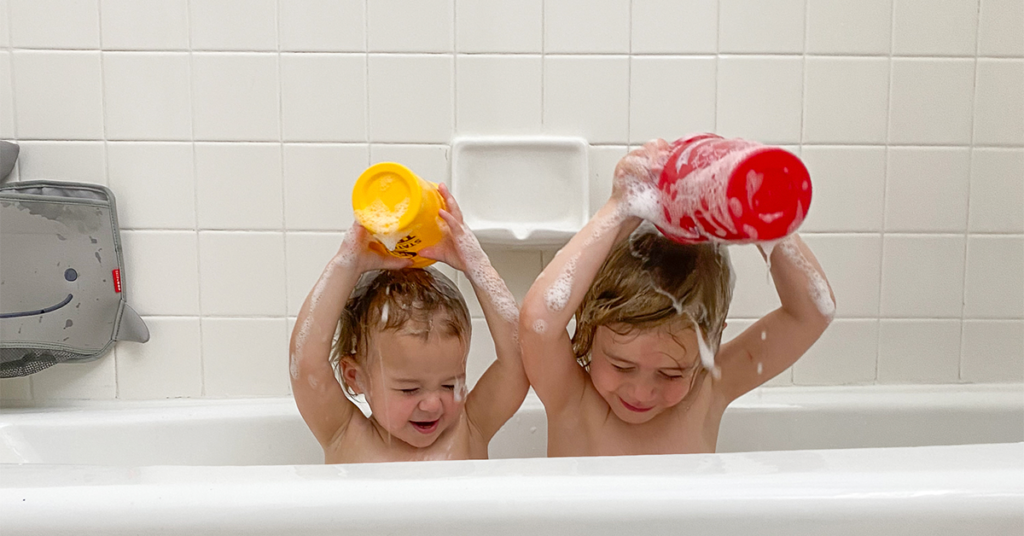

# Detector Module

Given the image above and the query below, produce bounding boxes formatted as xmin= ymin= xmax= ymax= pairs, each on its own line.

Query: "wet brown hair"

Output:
xmin=572 ymin=226 xmax=734 ymax=369
xmin=331 ymin=267 xmax=471 ymax=394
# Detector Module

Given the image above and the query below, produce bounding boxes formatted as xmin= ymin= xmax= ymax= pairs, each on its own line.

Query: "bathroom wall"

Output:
xmin=0 ymin=0 xmax=1021 ymax=402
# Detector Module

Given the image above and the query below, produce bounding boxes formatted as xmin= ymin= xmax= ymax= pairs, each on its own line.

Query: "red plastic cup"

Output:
xmin=654 ymin=134 xmax=812 ymax=244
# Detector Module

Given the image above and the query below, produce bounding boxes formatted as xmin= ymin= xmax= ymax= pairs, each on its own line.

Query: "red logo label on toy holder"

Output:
xmin=112 ymin=269 xmax=122 ymax=293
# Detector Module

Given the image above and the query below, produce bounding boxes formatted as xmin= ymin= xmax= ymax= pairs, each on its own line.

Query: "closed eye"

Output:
xmin=443 ymin=385 xmax=455 ymax=390
xmin=397 ymin=388 xmax=419 ymax=394
xmin=612 ymin=365 xmax=635 ymax=372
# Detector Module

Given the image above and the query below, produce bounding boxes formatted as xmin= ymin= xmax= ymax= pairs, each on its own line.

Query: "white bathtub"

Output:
xmin=1 ymin=384 xmax=1021 ymax=535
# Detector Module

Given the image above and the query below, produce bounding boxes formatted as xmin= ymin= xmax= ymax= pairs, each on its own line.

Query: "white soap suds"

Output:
xmin=455 ymin=229 xmax=519 ymax=326
xmin=532 ymin=319 xmax=547 ymax=334
xmin=354 ymin=198 xmax=411 ymax=252
xmin=380 ymin=302 xmax=389 ymax=324
xmin=544 ymin=252 xmax=579 ymax=313
xmin=454 ymin=377 xmax=467 ymax=403
xmin=760 ymin=330 xmax=767 ymax=341
xmin=756 ymin=362 xmax=763 ymax=375
xmin=760 ymin=238 xmax=782 ymax=274
xmin=692 ymin=320 xmax=719 ymax=379
xmin=778 ymin=238 xmax=835 ymax=319
xmin=289 ymin=352 xmax=300 ymax=380
xmin=654 ymin=285 xmax=685 ymax=316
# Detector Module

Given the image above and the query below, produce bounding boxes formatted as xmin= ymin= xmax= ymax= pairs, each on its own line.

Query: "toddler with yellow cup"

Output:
xmin=290 ymin=162 xmax=528 ymax=463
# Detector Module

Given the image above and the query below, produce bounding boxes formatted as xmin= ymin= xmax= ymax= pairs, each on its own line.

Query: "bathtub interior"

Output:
xmin=1 ymin=384 xmax=1020 ymax=466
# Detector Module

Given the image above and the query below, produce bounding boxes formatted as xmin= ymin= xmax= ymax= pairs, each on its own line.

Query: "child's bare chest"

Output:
xmin=324 ymin=414 xmax=487 ymax=464
xmin=546 ymin=380 xmax=723 ymax=457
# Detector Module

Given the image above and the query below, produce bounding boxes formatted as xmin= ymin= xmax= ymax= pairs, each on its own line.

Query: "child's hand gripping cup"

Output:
xmin=352 ymin=162 xmax=447 ymax=268
xmin=656 ymin=134 xmax=812 ymax=244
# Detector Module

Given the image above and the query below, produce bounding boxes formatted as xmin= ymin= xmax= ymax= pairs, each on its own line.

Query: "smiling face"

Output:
xmin=588 ymin=322 xmax=701 ymax=424
xmin=343 ymin=316 xmax=468 ymax=448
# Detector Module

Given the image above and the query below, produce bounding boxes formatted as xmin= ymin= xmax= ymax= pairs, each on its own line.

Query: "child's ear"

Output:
xmin=339 ymin=355 xmax=365 ymax=395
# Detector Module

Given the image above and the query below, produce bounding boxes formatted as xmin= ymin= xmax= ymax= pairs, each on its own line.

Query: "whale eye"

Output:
xmin=64 ymin=268 xmax=78 ymax=282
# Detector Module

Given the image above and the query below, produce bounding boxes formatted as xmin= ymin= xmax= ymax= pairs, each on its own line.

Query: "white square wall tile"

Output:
xmin=106 ymin=142 xmax=196 ymax=229
xmin=799 ymin=146 xmax=886 ymax=233
xmin=969 ymin=149 xmax=1024 ymax=233
xmin=728 ymin=244 xmax=781 ymax=319
xmin=101 ymin=0 xmax=190 ymax=50
xmin=877 ymin=319 xmax=961 ymax=383
xmin=794 ymin=319 xmax=878 ymax=385
xmin=974 ymin=60 xmax=1024 ymax=146
xmin=631 ymin=0 xmax=717 ymax=54
xmin=885 ymin=147 xmax=971 ymax=232
xmin=189 ymin=0 xmax=277 ymax=51
xmin=12 ymin=51 xmax=103 ymax=140
xmin=893 ymin=0 xmax=979 ymax=56
xmin=192 ymin=53 xmax=280 ymax=142
xmin=458 ymin=247 xmax=541 ymax=318
xmin=15 ymin=141 xmax=106 ymax=184
xmin=9 ymin=0 xmax=100 ymax=49
xmin=116 ymin=317 xmax=202 ymax=399
xmin=103 ymin=53 xmax=192 ymax=141
xmin=285 ymin=232 xmax=347 ymax=316
xmin=283 ymin=144 xmax=369 ymax=231
xmin=801 ymin=235 xmax=882 ymax=318
xmin=202 ymin=318 xmax=290 ymax=396
xmin=544 ymin=0 xmax=629 ymax=54
xmin=544 ymin=56 xmax=629 ymax=144
xmin=889 ymin=59 xmax=975 ymax=145
xmin=280 ymin=0 xmax=364 ymax=52
xmin=964 ymin=236 xmax=1024 ymax=319
xmin=369 ymin=145 xmax=450 ymax=186
xmin=368 ymin=0 xmax=453 ymax=53
xmin=806 ymin=0 xmax=892 ymax=55
xmin=456 ymin=55 xmax=542 ymax=135
xmin=30 ymin=357 xmax=117 ymax=400
xmin=120 ymin=231 xmax=200 ymax=316
xmin=803 ymin=58 xmax=890 ymax=144
xmin=0 ymin=53 xmax=12 ymax=138
xmin=880 ymin=235 xmax=965 ymax=318
xmin=195 ymin=143 xmax=283 ymax=230
xmin=198 ymin=232 xmax=286 ymax=316
xmin=717 ymin=57 xmax=803 ymax=145
xmin=281 ymin=54 xmax=366 ymax=142
xmin=589 ymin=146 xmax=628 ymax=217
xmin=961 ymin=320 xmax=1024 ymax=383
xmin=718 ymin=0 xmax=805 ymax=54
xmin=466 ymin=318 xmax=496 ymax=388
xmin=456 ymin=0 xmax=542 ymax=53
xmin=0 ymin=0 xmax=9 ymax=48
xmin=629 ymin=57 xmax=716 ymax=144
xmin=368 ymin=55 xmax=453 ymax=143
xmin=979 ymin=0 xmax=1024 ymax=56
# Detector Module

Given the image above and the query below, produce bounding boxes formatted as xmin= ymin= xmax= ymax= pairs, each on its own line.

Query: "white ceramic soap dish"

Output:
xmin=450 ymin=136 xmax=589 ymax=246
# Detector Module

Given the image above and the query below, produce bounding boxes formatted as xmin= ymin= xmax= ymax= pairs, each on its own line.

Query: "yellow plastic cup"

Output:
xmin=351 ymin=162 xmax=446 ymax=268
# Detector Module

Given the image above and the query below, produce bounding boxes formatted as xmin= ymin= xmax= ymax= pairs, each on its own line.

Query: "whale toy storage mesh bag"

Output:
xmin=0 ymin=181 xmax=149 ymax=378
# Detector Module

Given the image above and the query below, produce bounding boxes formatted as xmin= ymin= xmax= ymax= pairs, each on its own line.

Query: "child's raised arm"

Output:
xmin=714 ymin=234 xmax=835 ymax=403
xmin=519 ymin=140 xmax=670 ymax=415
xmin=420 ymin=184 xmax=530 ymax=441
xmin=289 ymin=225 xmax=410 ymax=448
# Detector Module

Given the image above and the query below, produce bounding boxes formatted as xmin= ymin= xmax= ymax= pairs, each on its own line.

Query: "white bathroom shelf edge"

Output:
xmin=450 ymin=136 xmax=589 ymax=247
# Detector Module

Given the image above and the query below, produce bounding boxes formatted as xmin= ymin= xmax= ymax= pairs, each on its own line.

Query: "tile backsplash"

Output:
xmin=1 ymin=0 xmax=1021 ymax=401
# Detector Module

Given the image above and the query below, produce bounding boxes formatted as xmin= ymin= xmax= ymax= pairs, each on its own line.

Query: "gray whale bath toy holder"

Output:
xmin=0 ymin=175 xmax=149 ymax=378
